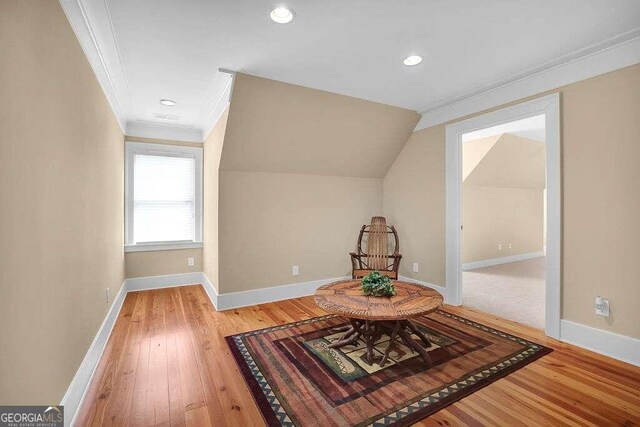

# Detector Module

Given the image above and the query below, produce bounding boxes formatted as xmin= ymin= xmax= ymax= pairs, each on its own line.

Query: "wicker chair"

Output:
xmin=350 ymin=216 xmax=402 ymax=279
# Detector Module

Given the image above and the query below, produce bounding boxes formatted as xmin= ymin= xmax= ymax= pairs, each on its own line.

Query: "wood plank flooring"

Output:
xmin=76 ymin=285 xmax=640 ymax=426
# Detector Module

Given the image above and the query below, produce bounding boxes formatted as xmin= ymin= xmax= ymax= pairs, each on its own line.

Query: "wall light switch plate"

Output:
xmin=595 ymin=296 xmax=610 ymax=317
xmin=292 ymin=265 xmax=299 ymax=276
xmin=412 ymin=262 xmax=419 ymax=273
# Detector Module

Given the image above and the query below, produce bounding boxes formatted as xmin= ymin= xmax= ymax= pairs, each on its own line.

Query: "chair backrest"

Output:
xmin=356 ymin=216 xmax=399 ymax=271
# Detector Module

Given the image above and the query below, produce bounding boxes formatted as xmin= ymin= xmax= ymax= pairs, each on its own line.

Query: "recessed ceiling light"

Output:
xmin=270 ymin=7 xmax=294 ymax=24
xmin=159 ymin=99 xmax=177 ymax=106
xmin=403 ymin=55 xmax=423 ymax=66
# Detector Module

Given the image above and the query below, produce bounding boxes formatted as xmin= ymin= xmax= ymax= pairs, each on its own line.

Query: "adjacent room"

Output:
xmin=1 ymin=1 xmax=639 ymax=426
xmin=461 ymin=115 xmax=547 ymax=329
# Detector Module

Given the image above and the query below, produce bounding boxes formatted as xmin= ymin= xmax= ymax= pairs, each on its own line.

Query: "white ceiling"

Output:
xmin=463 ymin=114 xmax=546 ymax=143
xmin=63 ymin=0 xmax=640 ymax=141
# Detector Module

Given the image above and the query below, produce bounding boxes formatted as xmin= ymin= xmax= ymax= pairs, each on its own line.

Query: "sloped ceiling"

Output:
xmin=219 ymin=74 xmax=420 ymax=178
xmin=464 ymin=134 xmax=546 ymax=188
xmin=462 ymin=135 xmax=501 ymax=181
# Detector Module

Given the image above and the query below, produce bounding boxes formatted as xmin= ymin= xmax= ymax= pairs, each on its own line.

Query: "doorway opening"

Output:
xmin=445 ymin=94 xmax=561 ymax=338
xmin=461 ymin=115 xmax=546 ymax=329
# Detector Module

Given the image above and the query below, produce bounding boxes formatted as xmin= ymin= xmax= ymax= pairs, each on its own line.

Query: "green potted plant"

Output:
xmin=361 ymin=271 xmax=396 ymax=297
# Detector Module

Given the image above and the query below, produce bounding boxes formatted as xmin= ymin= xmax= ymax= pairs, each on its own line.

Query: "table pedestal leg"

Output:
xmin=329 ymin=319 xmax=364 ymax=348
xmin=380 ymin=322 xmax=401 ymax=367
xmin=398 ymin=321 xmax=433 ymax=367
xmin=407 ymin=321 xmax=432 ymax=348
xmin=328 ymin=318 xmax=434 ymax=368
xmin=365 ymin=320 xmax=374 ymax=364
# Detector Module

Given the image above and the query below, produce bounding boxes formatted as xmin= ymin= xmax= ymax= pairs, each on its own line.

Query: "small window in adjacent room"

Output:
xmin=125 ymin=142 xmax=203 ymax=252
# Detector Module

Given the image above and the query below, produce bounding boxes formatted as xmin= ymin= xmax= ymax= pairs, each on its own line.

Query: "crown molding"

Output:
xmin=60 ymin=0 xmax=224 ymax=142
xmin=126 ymin=120 xmax=204 ymax=143
xmin=201 ymin=72 xmax=234 ymax=141
xmin=59 ymin=0 xmax=134 ymax=133
xmin=415 ymin=28 xmax=640 ymax=131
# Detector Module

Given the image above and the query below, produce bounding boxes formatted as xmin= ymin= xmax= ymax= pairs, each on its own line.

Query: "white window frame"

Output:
xmin=124 ymin=141 xmax=203 ymax=252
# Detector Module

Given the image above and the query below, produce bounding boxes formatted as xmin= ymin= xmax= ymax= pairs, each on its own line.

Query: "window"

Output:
xmin=125 ymin=142 xmax=202 ymax=252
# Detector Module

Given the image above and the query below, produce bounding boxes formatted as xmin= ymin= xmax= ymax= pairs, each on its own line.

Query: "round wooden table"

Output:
xmin=314 ymin=280 xmax=443 ymax=367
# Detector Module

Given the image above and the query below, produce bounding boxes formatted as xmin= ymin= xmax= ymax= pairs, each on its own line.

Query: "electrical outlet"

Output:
xmin=106 ymin=287 xmax=110 ymax=304
xmin=188 ymin=257 xmax=195 ymax=267
xmin=595 ymin=296 xmax=610 ymax=317
xmin=412 ymin=262 xmax=419 ymax=273
xmin=292 ymin=265 xmax=299 ymax=276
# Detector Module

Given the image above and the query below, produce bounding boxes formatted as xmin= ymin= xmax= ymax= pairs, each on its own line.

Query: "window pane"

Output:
xmin=133 ymin=154 xmax=195 ymax=243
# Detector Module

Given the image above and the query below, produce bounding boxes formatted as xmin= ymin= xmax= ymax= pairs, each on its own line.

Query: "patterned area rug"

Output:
xmin=226 ymin=310 xmax=551 ymax=426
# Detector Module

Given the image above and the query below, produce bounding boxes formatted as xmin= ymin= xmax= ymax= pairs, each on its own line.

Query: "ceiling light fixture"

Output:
xmin=159 ymin=99 xmax=177 ymax=106
xmin=270 ymin=7 xmax=294 ymax=24
xmin=403 ymin=55 xmax=423 ymax=66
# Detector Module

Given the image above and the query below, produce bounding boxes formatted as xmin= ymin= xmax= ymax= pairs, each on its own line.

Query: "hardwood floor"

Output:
xmin=76 ymin=284 xmax=640 ymax=426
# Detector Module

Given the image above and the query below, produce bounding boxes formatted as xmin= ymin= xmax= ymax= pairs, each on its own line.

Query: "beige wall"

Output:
xmin=383 ymin=126 xmax=446 ymax=286
xmin=215 ymin=74 xmax=415 ymax=295
xmin=219 ymin=171 xmax=382 ymax=293
xmin=125 ymin=249 xmax=202 ymax=278
xmin=462 ymin=134 xmax=545 ymax=263
xmin=463 ymin=187 xmax=544 ymax=263
xmin=0 ymin=0 xmax=125 ymax=404
xmin=462 ymin=135 xmax=500 ymax=180
xmin=383 ymin=64 xmax=640 ymax=338
xmin=464 ymin=134 xmax=546 ymax=189
xmin=221 ymin=73 xmax=420 ymax=178
xmin=203 ymin=108 xmax=230 ymax=292
xmin=561 ymin=65 xmax=640 ymax=338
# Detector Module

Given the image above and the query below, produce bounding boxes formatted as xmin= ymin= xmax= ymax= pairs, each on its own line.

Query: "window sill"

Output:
xmin=124 ymin=242 xmax=203 ymax=253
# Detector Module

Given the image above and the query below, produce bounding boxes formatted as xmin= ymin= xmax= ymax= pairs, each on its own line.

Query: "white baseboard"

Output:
xmin=462 ymin=251 xmax=545 ymax=271
xmin=200 ymin=272 xmax=219 ymax=310
xmin=400 ymin=277 xmax=639 ymax=367
xmin=398 ymin=276 xmax=448 ymax=303
xmin=61 ymin=280 xmax=128 ymax=427
xmin=560 ymin=320 xmax=640 ymax=367
xmin=215 ymin=276 xmax=351 ymax=311
xmin=125 ymin=272 xmax=204 ymax=292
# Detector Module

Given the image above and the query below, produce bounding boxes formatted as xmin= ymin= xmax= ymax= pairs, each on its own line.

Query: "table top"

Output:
xmin=314 ymin=279 xmax=443 ymax=321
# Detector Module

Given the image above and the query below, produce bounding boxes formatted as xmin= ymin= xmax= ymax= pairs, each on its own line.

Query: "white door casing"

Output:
xmin=445 ymin=93 xmax=561 ymax=339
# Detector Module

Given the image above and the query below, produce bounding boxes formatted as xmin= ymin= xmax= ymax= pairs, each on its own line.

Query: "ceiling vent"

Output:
xmin=152 ymin=112 xmax=181 ymax=121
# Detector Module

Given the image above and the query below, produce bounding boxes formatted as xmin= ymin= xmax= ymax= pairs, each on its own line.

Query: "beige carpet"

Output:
xmin=463 ymin=257 xmax=545 ymax=329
